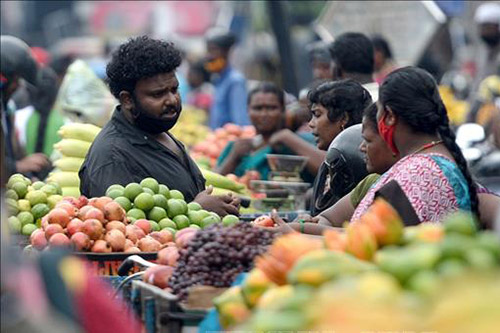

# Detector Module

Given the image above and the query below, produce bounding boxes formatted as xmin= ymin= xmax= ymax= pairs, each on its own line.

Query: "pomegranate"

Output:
xmin=126 ymin=225 xmax=146 ymax=243
xmin=149 ymin=231 xmax=173 ymax=245
xmin=71 ymin=232 xmax=91 ymax=251
xmin=138 ymin=237 xmax=161 ymax=252
xmin=144 ymin=266 xmax=174 ymax=289
xmin=48 ymin=208 xmax=71 ymax=228
xmin=89 ymin=197 xmax=113 ymax=212
xmin=124 ymin=239 xmax=135 ymax=250
xmin=157 ymin=246 xmax=179 ymax=266
xmin=105 ymin=229 xmax=126 ymax=252
xmin=45 ymin=224 xmax=64 ymax=240
xmin=91 ymin=239 xmax=111 ymax=253
xmin=78 ymin=205 xmax=94 ymax=220
xmin=30 ymin=229 xmax=48 ymax=250
xmin=84 ymin=207 xmax=106 ymax=224
xmin=67 ymin=218 xmax=84 ymax=236
xmin=41 ymin=215 xmax=49 ymax=230
xmin=48 ymin=233 xmax=70 ymax=247
xmin=55 ymin=202 xmax=78 ymax=218
xmin=106 ymin=221 xmax=126 ymax=234
xmin=76 ymin=195 xmax=89 ymax=209
xmin=124 ymin=246 xmax=141 ymax=253
xmin=134 ymin=219 xmax=151 ymax=234
xmin=82 ymin=219 xmax=104 ymax=241
xmin=103 ymin=202 xmax=126 ymax=222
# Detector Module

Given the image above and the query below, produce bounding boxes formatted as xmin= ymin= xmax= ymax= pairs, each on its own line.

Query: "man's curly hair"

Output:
xmin=106 ymin=36 xmax=182 ymax=98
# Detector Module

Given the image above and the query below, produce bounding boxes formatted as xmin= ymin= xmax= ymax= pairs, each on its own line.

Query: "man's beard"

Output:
xmin=132 ymin=98 xmax=182 ymax=134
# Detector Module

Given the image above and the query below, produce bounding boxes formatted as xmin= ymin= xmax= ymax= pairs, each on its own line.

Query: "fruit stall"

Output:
xmin=3 ymin=120 xmax=500 ymax=333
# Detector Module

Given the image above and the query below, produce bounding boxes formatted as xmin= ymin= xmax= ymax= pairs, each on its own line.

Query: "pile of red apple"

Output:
xmin=30 ymin=195 xmax=200 ymax=253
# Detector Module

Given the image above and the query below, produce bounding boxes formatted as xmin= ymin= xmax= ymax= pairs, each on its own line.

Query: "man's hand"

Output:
xmin=230 ymin=139 xmax=254 ymax=159
xmin=16 ymin=153 xmax=50 ymax=174
xmin=194 ymin=186 xmax=240 ymax=217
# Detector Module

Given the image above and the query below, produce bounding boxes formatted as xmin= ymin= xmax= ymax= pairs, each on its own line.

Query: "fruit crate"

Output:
xmin=132 ymin=280 xmax=208 ymax=333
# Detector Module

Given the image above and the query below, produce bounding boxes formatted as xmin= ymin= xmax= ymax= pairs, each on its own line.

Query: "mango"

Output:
xmin=213 ymin=286 xmax=251 ymax=329
xmin=287 ymin=250 xmax=376 ymax=286
xmin=241 ymin=268 xmax=275 ymax=308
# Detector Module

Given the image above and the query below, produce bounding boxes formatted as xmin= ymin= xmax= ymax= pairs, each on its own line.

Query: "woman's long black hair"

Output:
xmin=379 ymin=66 xmax=480 ymax=220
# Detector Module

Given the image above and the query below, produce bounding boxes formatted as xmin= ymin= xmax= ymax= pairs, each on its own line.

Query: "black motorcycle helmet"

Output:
xmin=1 ymin=35 xmax=38 ymax=90
xmin=311 ymin=124 xmax=368 ymax=215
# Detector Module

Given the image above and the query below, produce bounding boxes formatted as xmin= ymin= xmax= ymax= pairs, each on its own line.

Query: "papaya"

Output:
xmin=53 ymin=157 xmax=85 ymax=172
xmin=361 ymin=198 xmax=404 ymax=246
xmin=54 ymin=139 xmax=91 ymax=158
xmin=287 ymin=250 xmax=376 ymax=286
xmin=58 ymin=123 xmax=101 ymax=142
xmin=200 ymin=168 xmax=246 ymax=192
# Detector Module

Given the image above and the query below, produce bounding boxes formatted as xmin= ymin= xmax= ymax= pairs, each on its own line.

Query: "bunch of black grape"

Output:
xmin=169 ymin=222 xmax=276 ymax=300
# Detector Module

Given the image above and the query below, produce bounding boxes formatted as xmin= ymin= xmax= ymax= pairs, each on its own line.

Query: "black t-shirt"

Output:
xmin=79 ymin=107 xmax=205 ymax=200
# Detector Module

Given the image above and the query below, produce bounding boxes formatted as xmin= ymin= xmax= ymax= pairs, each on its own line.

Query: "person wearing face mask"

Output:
xmin=468 ymin=2 xmax=500 ymax=110
xmin=205 ymin=29 xmax=250 ymax=129
xmin=79 ymin=36 xmax=239 ymax=216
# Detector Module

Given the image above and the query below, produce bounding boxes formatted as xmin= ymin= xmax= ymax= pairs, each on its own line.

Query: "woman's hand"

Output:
xmin=294 ymin=213 xmax=319 ymax=224
xmin=194 ymin=186 xmax=240 ymax=217
xmin=231 ymin=139 xmax=254 ymax=159
xmin=271 ymin=209 xmax=297 ymax=234
xmin=269 ymin=129 xmax=294 ymax=149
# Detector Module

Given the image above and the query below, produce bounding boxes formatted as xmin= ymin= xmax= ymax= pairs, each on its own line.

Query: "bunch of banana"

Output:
xmin=49 ymin=123 xmax=101 ymax=197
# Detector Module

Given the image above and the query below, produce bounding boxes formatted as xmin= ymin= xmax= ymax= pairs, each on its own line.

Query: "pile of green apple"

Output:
xmin=107 ymin=178 xmax=239 ymax=237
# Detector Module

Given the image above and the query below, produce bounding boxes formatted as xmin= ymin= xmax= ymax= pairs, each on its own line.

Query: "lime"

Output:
xmin=8 ymin=216 xmax=22 ymax=234
xmin=41 ymin=184 xmax=58 ymax=196
xmin=25 ymin=190 xmax=47 ymax=206
xmin=48 ymin=182 xmax=63 ymax=195
xmin=153 ymin=194 xmax=169 ymax=210
xmin=107 ymin=189 xmax=124 ymax=199
xmin=148 ymin=207 xmax=167 ymax=222
xmin=222 ymin=214 xmax=239 ymax=226
xmin=159 ymin=218 xmax=177 ymax=230
xmin=47 ymin=195 xmax=63 ymax=209
xmin=127 ymin=208 xmax=146 ymax=220
xmin=115 ymin=196 xmax=132 ymax=211
xmin=17 ymin=199 xmax=31 ymax=212
xmin=7 ymin=174 xmax=26 ymax=189
xmin=198 ymin=210 xmax=211 ymax=219
xmin=21 ymin=224 xmax=38 ymax=236
xmin=187 ymin=202 xmax=202 ymax=211
xmin=149 ymin=220 xmax=160 ymax=232
xmin=189 ymin=224 xmax=201 ymax=230
xmin=124 ymin=182 xmax=143 ymax=201
xmin=32 ymin=181 xmax=45 ymax=190
xmin=106 ymin=184 xmax=125 ymax=195
xmin=173 ymin=215 xmax=190 ymax=229
xmin=6 ymin=198 xmax=19 ymax=216
xmin=188 ymin=210 xmax=206 ymax=226
xmin=158 ymin=184 xmax=170 ymax=199
xmin=169 ymin=189 xmax=184 ymax=200
xmin=5 ymin=189 xmax=18 ymax=200
xmin=17 ymin=211 xmax=34 ymax=226
xmin=202 ymin=215 xmax=220 ymax=228
xmin=134 ymin=193 xmax=155 ymax=211
xmin=167 ymin=199 xmax=188 ymax=218
xmin=128 ymin=217 xmax=137 ymax=224
xmin=12 ymin=182 xmax=28 ymax=199
xmin=140 ymin=177 xmax=159 ymax=194
xmin=163 ymin=227 xmax=177 ymax=239
xmin=32 ymin=203 xmax=50 ymax=220
xmin=142 ymin=187 xmax=155 ymax=195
